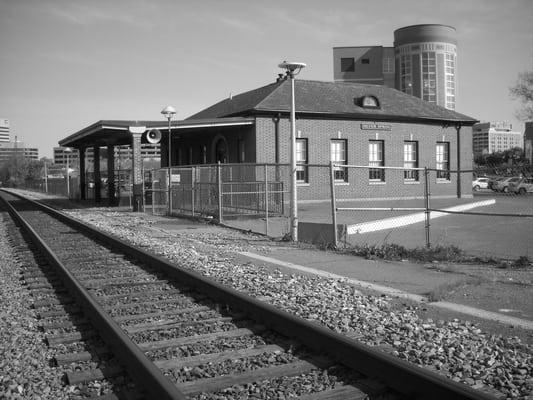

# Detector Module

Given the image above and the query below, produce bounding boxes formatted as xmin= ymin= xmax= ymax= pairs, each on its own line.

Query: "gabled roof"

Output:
xmin=187 ymin=79 xmax=477 ymax=125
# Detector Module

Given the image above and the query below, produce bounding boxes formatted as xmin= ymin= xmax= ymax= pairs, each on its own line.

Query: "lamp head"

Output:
xmin=63 ymin=147 xmax=73 ymax=153
xmin=278 ymin=61 xmax=306 ymax=76
xmin=161 ymin=105 xmax=177 ymax=119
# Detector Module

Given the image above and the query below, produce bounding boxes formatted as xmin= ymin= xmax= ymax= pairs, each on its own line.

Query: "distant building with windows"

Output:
xmin=0 ymin=140 xmax=39 ymax=164
xmin=0 ymin=119 xmax=10 ymax=144
xmin=333 ymin=24 xmax=458 ymax=110
xmin=472 ymin=122 xmax=523 ymax=156
xmin=0 ymin=121 xmax=40 ymax=164
xmin=53 ymin=144 xmax=160 ymax=168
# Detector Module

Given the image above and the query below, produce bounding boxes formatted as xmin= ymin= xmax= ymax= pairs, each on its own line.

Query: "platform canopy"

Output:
xmin=58 ymin=117 xmax=255 ymax=149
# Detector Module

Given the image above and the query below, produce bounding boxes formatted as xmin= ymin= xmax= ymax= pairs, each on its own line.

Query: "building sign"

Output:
xmin=171 ymin=174 xmax=181 ymax=183
xmin=361 ymin=123 xmax=392 ymax=131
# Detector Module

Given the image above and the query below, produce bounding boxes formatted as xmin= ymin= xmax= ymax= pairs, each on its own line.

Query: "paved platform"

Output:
xmin=236 ymin=250 xmax=533 ymax=331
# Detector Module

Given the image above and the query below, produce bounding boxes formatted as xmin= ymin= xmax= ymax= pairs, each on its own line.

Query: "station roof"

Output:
xmin=187 ymin=79 xmax=477 ymax=125
xmin=58 ymin=117 xmax=255 ymax=149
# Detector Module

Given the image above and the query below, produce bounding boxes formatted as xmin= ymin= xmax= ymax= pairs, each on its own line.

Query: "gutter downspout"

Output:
xmin=456 ymin=123 xmax=462 ymax=198
xmin=273 ymin=113 xmax=281 ymax=164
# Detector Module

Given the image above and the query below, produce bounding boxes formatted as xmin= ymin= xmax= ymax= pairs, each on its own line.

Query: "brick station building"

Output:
xmin=184 ymin=78 xmax=477 ymax=201
xmin=59 ymin=78 xmax=477 ymax=209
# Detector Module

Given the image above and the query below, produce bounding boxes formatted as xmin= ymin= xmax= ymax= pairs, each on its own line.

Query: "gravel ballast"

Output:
xmin=0 ymin=212 xmax=73 ymax=399
xmin=61 ymin=208 xmax=532 ymax=400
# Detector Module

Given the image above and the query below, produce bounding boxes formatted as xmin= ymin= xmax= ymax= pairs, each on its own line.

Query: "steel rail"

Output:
xmin=0 ymin=192 xmax=187 ymax=400
xmin=3 ymin=190 xmax=498 ymax=400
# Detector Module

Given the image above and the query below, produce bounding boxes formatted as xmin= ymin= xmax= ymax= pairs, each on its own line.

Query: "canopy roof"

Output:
xmin=59 ymin=117 xmax=255 ymax=148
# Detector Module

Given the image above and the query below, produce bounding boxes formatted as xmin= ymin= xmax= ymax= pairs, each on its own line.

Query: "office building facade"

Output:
xmin=0 ymin=119 xmax=10 ymax=144
xmin=333 ymin=24 xmax=458 ymax=110
xmin=53 ymin=144 xmax=160 ymax=168
xmin=472 ymin=122 xmax=523 ymax=156
xmin=0 ymin=144 xmax=39 ymax=164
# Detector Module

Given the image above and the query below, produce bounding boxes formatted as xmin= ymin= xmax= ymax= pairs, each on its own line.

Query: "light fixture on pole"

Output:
xmin=161 ymin=105 xmax=177 ymax=215
xmin=64 ymin=147 xmax=73 ymax=199
xmin=278 ymin=61 xmax=306 ymax=241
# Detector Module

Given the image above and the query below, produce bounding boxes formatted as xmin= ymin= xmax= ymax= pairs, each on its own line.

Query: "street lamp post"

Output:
xmin=161 ymin=106 xmax=177 ymax=215
xmin=278 ymin=61 xmax=306 ymax=241
xmin=64 ymin=147 xmax=72 ymax=199
xmin=43 ymin=160 xmax=48 ymax=193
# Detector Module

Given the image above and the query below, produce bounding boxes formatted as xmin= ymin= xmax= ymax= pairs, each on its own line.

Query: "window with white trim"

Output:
xmin=296 ymin=138 xmax=308 ymax=183
xmin=369 ymin=140 xmax=385 ymax=181
xmin=436 ymin=142 xmax=450 ymax=180
xmin=404 ymin=141 xmax=419 ymax=181
xmin=330 ymin=139 xmax=348 ymax=182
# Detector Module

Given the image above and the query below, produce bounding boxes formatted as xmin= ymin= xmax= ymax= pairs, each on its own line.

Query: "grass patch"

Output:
xmin=340 ymin=242 xmax=532 ymax=267
xmin=344 ymin=243 xmax=466 ymax=263
xmin=425 ymin=277 xmax=483 ymax=302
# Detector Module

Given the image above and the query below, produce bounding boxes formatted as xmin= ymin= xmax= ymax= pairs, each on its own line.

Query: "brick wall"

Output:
xmin=256 ymin=116 xmax=473 ymax=201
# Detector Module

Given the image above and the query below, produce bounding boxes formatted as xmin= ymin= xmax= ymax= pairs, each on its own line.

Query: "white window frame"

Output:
xmin=330 ymin=139 xmax=348 ymax=182
xmin=296 ymin=138 xmax=308 ymax=184
xmin=404 ymin=141 xmax=419 ymax=181
xmin=369 ymin=140 xmax=385 ymax=182
xmin=436 ymin=142 xmax=450 ymax=181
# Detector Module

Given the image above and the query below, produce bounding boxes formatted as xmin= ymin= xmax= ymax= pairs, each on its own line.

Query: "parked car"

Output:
xmin=493 ymin=177 xmax=521 ymax=193
xmin=488 ymin=176 xmax=503 ymax=191
xmin=510 ymin=177 xmax=533 ymax=195
xmin=472 ymin=177 xmax=490 ymax=191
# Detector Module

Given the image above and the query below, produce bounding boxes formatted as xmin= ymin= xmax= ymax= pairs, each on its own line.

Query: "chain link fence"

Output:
xmin=12 ymin=161 xmax=533 ymax=260
xmin=328 ymin=163 xmax=533 ymax=260
xmin=144 ymin=163 xmax=291 ymax=236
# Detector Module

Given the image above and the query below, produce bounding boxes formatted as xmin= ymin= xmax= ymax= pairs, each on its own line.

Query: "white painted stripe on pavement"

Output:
xmin=432 ymin=302 xmax=533 ymax=330
xmin=346 ymin=199 xmax=496 ymax=235
xmin=239 ymin=250 xmax=533 ymax=330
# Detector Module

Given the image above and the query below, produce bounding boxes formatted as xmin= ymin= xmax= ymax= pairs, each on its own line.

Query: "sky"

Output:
xmin=1 ymin=0 xmax=532 ymax=158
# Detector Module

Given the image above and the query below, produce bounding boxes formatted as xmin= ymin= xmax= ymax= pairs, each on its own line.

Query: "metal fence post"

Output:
xmin=424 ymin=167 xmax=431 ymax=248
xmin=191 ymin=167 xmax=195 ymax=217
xmin=217 ymin=161 xmax=223 ymax=222
xmin=329 ymin=162 xmax=338 ymax=248
xmin=151 ymin=170 xmax=154 ymax=214
xmin=264 ymin=164 xmax=269 ymax=236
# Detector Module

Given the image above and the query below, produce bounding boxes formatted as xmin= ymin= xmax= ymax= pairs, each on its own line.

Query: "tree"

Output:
xmin=474 ymin=147 xmax=527 ymax=167
xmin=510 ymin=69 xmax=533 ymax=120
xmin=26 ymin=159 xmax=44 ymax=182
xmin=0 ymin=157 xmax=45 ymax=187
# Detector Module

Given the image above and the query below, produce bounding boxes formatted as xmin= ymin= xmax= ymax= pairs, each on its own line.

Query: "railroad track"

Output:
xmin=0 ymin=189 xmax=497 ymax=400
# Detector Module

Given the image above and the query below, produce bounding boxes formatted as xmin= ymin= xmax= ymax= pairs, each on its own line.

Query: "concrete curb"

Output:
xmin=239 ymin=251 xmax=533 ymax=331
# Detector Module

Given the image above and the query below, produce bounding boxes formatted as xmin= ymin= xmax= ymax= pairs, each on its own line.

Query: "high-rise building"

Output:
xmin=0 ymin=119 xmax=10 ymax=144
xmin=333 ymin=24 xmax=458 ymax=110
xmin=472 ymin=122 xmax=523 ymax=156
